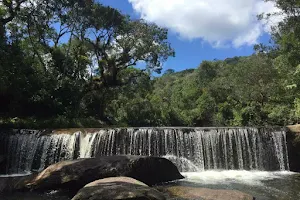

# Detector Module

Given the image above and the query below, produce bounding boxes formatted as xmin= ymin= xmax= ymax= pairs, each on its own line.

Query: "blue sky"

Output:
xmin=100 ymin=0 xmax=277 ymax=73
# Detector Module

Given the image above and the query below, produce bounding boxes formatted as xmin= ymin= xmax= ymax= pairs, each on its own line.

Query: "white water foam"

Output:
xmin=182 ymin=170 xmax=295 ymax=186
xmin=163 ymin=155 xmax=201 ymax=172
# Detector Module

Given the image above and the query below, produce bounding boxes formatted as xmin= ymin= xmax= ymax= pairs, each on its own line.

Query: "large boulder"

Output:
xmin=25 ymin=156 xmax=183 ymax=191
xmin=0 ymin=174 xmax=36 ymax=193
xmin=160 ymin=186 xmax=254 ymax=200
xmin=286 ymin=125 xmax=300 ymax=172
xmin=72 ymin=177 xmax=166 ymax=200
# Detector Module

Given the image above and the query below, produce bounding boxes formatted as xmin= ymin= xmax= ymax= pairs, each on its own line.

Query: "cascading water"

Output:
xmin=0 ymin=127 xmax=289 ymax=174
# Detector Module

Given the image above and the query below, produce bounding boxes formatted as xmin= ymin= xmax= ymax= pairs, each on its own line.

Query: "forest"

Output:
xmin=0 ymin=0 xmax=300 ymax=128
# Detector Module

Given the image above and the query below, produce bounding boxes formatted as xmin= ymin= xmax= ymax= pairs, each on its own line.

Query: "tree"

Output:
xmin=75 ymin=3 xmax=175 ymax=87
xmin=257 ymin=0 xmax=300 ymax=124
xmin=68 ymin=2 xmax=175 ymax=121
xmin=259 ymin=0 xmax=300 ymax=66
xmin=0 ymin=0 xmax=175 ymax=125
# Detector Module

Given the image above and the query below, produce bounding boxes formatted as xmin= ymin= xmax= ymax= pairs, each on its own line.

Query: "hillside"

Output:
xmin=150 ymin=55 xmax=297 ymax=126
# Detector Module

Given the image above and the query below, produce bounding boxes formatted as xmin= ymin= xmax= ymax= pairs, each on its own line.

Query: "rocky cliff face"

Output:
xmin=286 ymin=125 xmax=300 ymax=172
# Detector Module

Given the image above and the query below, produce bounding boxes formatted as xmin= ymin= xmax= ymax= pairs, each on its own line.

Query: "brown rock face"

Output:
xmin=162 ymin=186 xmax=254 ymax=200
xmin=24 ymin=156 xmax=183 ymax=191
xmin=286 ymin=125 xmax=300 ymax=172
xmin=72 ymin=177 xmax=166 ymax=200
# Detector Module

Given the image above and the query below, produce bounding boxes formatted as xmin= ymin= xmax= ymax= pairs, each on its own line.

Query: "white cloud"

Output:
xmin=128 ymin=0 xmax=282 ymax=48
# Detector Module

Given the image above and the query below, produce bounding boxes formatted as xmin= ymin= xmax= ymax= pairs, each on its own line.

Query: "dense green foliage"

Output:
xmin=152 ymin=55 xmax=297 ymax=126
xmin=0 ymin=0 xmax=173 ymax=127
xmin=1 ymin=0 xmax=300 ymax=127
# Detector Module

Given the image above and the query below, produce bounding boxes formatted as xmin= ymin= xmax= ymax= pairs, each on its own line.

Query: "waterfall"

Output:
xmin=0 ymin=127 xmax=289 ymax=174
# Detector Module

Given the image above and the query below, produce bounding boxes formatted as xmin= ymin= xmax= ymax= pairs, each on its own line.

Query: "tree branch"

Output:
xmin=1 ymin=0 xmax=27 ymax=24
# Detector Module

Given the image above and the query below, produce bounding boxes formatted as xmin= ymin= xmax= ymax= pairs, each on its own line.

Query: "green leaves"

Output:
xmin=148 ymin=53 xmax=299 ymax=126
xmin=2 ymin=0 xmax=300 ymax=127
xmin=0 ymin=0 xmax=175 ymax=123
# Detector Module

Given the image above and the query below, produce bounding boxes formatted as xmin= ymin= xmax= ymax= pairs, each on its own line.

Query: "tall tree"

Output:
xmin=76 ymin=3 xmax=175 ymax=87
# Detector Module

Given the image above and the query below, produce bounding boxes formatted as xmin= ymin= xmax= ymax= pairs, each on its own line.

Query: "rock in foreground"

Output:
xmin=162 ymin=186 xmax=254 ymax=200
xmin=26 ymin=156 xmax=183 ymax=191
xmin=0 ymin=174 xmax=36 ymax=193
xmin=286 ymin=125 xmax=300 ymax=172
xmin=72 ymin=177 xmax=166 ymax=200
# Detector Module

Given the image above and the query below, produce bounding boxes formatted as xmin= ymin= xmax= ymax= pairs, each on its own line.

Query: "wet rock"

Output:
xmin=72 ymin=177 xmax=166 ymax=200
xmin=286 ymin=125 xmax=300 ymax=172
xmin=160 ymin=186 xmax=254 ymax=200
xmin=0 ymin=174 xmax=36 ymax=193
xmin=25 ymin=156 xmax=183 ymax=191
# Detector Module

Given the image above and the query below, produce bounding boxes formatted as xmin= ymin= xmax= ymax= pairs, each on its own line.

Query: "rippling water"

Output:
xmin=176 ymin=170 xmax=300 ymax=200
